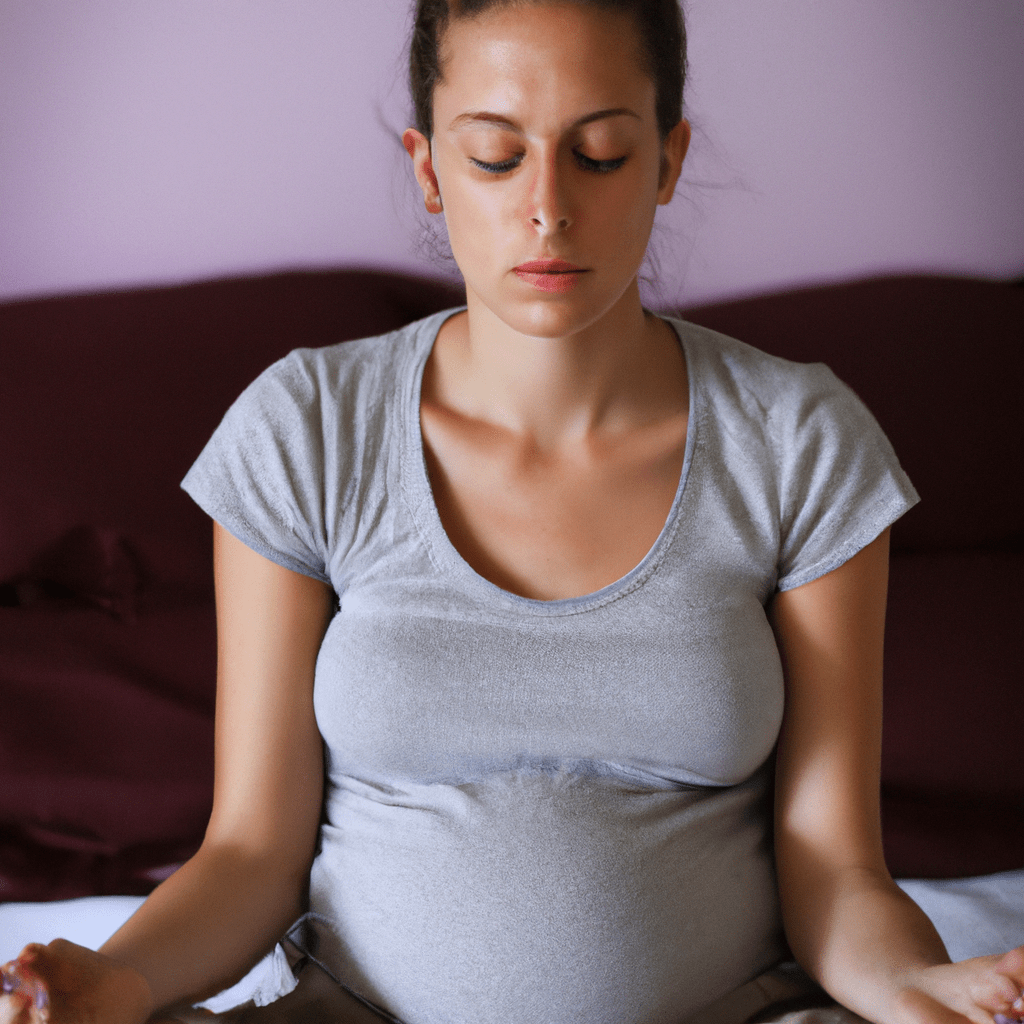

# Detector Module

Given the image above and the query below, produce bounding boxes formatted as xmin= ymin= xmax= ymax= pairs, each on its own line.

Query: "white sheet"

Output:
xmin=896 ymin=869 xmax=1024 ymax=962
xmin=0 ymin=895 xmax=146 ymax=960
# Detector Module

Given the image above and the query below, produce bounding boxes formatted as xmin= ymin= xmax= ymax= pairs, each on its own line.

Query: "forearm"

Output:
xmin=771 ymin=538 xmax=1024 ymax=1024
xmin=99 ymin=841 xmax=310 ymax=1014
xmin=782 ymin=862 xmax=951 ymax=1024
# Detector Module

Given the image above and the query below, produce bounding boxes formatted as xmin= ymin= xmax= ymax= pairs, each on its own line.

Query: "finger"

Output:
xmin=0 ymin=992 xmax=30 ymax=1024
xmin=0 ymin=988 xmax=39 ymax=1024
xmin=995 ymin=948 xmax=1024 ymax=996
xmin=13 ymin=948 xmax=43 ymax=969
xmin=1 ymin=962 xmax=30 ymax=1002
xmin=995 ymin=948 xmax=1024 ymax=976
xmin=992 ymin=948 xmax=1024 ymax=1018
xmin=1 ymin=961 xmax=49 ymax=1024
xmin=981 ymin=975 xmax=1024 ymax=1014
xmin=994 ymin=1003 xmax=1024 ymax=1024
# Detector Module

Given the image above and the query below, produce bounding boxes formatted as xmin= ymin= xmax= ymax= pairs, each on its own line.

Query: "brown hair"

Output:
xmin=409 ymin=0 xmax=687 ymax=142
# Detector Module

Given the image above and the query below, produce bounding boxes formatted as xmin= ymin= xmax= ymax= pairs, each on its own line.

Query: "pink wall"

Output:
xmin=1 ymin=0 xmax=1021 ymax=306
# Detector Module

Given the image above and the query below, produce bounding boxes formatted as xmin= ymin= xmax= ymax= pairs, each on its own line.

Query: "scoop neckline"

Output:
xmin=403 ymin=307 xmax=698 ymax=616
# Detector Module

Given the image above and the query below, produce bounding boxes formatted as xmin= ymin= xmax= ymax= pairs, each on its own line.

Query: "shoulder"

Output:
xmin=663 ymin=316 xmax=918 ymax=588
xmin=666 ymin=316 xmax=847 ymax=416
xmin=664 ymin=316 xmax=880 ymax=475
xmin=215 ymin=307 xmax=461 ymax=448
xmin=248 ymin=310 xmax=449 ymax=411
xmin=180 ymin=308 xmax=462 ymax=579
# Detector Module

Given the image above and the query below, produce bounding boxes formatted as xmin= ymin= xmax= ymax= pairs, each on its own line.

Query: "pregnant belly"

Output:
xmin=308 ymin=764 xmax=783 ymax=1024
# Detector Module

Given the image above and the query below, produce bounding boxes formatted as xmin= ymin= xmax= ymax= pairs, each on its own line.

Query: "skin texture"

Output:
xmin=3 ymin=3 xmax=1023 ymax=1022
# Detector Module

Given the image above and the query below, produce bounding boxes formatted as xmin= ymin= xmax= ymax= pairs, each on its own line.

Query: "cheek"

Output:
xmin=593 ymin=179 xmax=658 ymax=252
xmin=444 ymin=184 xmax=511 ymax=258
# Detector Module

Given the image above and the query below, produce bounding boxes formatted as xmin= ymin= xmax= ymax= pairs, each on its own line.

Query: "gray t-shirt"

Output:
xmin=182 ymin=308 xmax=919 ymax=1024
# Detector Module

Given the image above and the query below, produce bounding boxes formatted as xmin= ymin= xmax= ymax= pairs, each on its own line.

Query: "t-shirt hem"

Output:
xmin=180 ymin=481 xmax=331 ymax=586
xmin=775 ymin=491 xmax=918 ymax=592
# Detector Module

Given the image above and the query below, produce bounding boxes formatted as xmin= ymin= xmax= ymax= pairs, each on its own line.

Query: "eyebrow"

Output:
xmin=447 ymin=107 xmax=641 ymax=133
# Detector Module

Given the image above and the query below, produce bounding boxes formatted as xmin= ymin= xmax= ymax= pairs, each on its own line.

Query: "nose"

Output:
xmin=527 ymin=152 xmax=573 ymax=234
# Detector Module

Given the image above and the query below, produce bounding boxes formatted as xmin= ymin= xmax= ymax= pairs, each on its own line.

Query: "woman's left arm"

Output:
xmin=770 ymin=528 xmax=1024 ymax=1024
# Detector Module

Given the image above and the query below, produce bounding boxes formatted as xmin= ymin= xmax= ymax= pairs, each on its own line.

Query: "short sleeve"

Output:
xmin=181 ymin=351 xmax=331 ymax=583
xmin=772 ymin=364 xmax=919 ymax=591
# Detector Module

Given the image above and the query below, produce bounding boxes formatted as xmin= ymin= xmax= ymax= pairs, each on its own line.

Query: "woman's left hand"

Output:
xmin=894 ymin=947 xmax=1024 ymax=1024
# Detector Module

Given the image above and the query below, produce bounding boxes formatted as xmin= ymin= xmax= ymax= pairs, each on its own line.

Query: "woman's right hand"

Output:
xmin=0 ymin=940 xmax=154 ymax=1024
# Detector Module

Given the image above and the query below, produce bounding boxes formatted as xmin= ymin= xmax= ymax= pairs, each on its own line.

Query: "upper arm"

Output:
xmin=770 ymin=528 xmax=893 ymax=896
xmin=203 ymin=522 xmax=335 ymax=872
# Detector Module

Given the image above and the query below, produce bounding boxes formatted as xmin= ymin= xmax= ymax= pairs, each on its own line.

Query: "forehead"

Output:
xmin=436 ymin=3 xmax=654 ymax=129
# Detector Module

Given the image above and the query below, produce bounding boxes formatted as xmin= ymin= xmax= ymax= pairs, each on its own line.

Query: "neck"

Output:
xmin=429 ymin=279 xmax=685 ymax=453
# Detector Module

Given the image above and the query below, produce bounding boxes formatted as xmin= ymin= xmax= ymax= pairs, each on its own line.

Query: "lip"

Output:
xmin=513 ymin=259 xmax=586 ymax=273
xmin=514 ymin=269 xmax=586 ymax=293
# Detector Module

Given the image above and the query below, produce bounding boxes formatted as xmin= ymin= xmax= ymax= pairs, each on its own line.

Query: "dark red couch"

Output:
xmin=1 ymin=269 xmax=1021 ymax=901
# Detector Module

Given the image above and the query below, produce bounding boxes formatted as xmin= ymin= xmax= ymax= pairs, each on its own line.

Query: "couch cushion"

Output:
xmin=5 ymin=525 xmax=145 ymax=621
xmin=683 ymin=276 xmax=1024 ymax=552
xmin=0 ymin=585 xmax=216 ymax=899
xmin=881 ymin=548 xmax=1024 ymax=877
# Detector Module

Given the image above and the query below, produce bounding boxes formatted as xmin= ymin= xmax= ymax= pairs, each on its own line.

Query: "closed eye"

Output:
xmin=470 ymin=152 xmax=628 ymax=175
xmin=470 ymin=155 xmax=523 ymax=174
xmin=575 ymin=153 xmax=628 ymax=174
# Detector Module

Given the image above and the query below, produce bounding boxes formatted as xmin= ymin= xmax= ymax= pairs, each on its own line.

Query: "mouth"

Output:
xmin=513 ymin=263 xmax=588 ymax=293
xmin=514 ymin=259 xmax=586 ymax=274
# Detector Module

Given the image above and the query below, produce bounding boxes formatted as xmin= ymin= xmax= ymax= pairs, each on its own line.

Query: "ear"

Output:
xmin=403 ymin=128 xmax=444 ymax=213
xmin=657 ymin=118 xmax=691 ymax=205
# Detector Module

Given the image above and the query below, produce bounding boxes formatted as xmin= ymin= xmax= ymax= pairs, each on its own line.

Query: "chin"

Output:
xmin=502 ymin=298 xmax=608 ymax=340
xmin=468 ymin=275 xmax=631 ymax=340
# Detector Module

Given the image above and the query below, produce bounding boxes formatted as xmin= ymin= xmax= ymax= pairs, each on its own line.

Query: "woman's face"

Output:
xmin=404 ymin=2 xmax=689 ymax=340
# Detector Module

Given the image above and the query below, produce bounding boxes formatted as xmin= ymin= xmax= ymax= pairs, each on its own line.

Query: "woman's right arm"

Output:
xmin=2 ymin=523 xmax=334 ymax=1023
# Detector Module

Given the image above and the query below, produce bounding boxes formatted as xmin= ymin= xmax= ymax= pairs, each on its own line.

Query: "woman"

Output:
xmin=3 ymin=2 xmax=1023 ymax=1023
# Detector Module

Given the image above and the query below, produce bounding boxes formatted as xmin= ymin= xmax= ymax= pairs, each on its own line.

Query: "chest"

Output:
xmin=316 ymin=561 xmax=784 ymax=788
xmin=419 ymin=407 xmax=689 ymax=602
